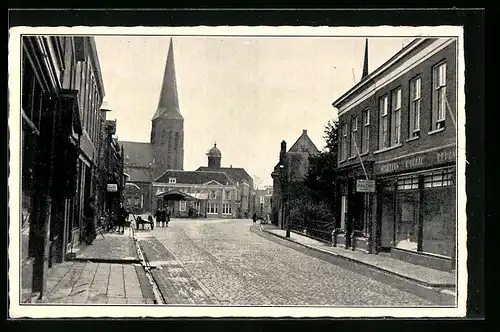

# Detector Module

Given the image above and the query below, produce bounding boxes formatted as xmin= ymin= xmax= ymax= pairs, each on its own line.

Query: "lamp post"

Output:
xmin=279 ymin=140 xmax=290 ymax=238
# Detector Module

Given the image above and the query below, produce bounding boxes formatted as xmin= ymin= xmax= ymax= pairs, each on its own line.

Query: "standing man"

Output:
xmin=154 ymin=209 xmax=162 ymax=228
xmin=118 ymin=204 xmax=128 ymax=234
xmin=83 ymin=197 xmax=97 ymax=244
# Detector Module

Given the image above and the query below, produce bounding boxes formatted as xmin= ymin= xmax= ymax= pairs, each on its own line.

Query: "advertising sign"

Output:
xmin=356 ymin=180 xmax=376 ymax=193
xmin=107 ymin=184 xmax=118 ymax=192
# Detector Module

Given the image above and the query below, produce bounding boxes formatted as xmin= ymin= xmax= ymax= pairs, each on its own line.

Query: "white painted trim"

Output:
xmin=204 ymin=180 xmax=224 ymax=186
xmin=336 ymin=38 xmax=455 ymax=116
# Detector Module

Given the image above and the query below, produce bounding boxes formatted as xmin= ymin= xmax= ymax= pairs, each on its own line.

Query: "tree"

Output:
xmin=304 ymin=120 xmax=339 ymax=208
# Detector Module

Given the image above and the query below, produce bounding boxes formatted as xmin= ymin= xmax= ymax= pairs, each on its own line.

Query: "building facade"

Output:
xmin=153 ymin=170 xmax=238 ymax=218
xmin=271 ymin=129 xmax=320 ymax=228
xmin=21 ymin=35 xmax=107 ymax=296
xmin=332 ymin=38 xmax=458 ymax=271
xmin=196 ymin=144 xmax=254 ymax=218
xmin=254 ymin=186 xmax=273 ymax=219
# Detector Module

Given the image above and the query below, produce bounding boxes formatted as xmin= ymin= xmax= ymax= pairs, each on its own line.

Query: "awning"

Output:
xmin=156 ymin=190 xmax=201 ymax=201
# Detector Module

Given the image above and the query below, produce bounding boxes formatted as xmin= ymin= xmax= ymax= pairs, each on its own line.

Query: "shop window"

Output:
xmin=409 ymin=76 xmax=421 ymax=137
xmin=423 ymin=168 xmax=454 ymax=188
xmin=397 ymin=176 xmax=419 ymax=190
xmin=432 ymin=61 xmax=447 ymax=130
xmin=421 ymin=186 xmax=456 ymax=257
xmin=179 ymin=200 xmax=187 ymax=212
xmin=378 ymin=95 xmax=389 ymax=149
xmin=395 ymin=192 xmax=419 ymax=251
xmin=361 ymin=108 xmax=370 ymax=153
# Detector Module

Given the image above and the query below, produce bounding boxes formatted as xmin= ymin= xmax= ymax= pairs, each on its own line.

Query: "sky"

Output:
xmin=95 ymin=35 xmax=413 ymax=187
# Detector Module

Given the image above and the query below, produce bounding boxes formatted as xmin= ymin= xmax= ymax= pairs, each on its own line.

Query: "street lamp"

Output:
xmin=279 ymin=161 xmax=290 ymax=238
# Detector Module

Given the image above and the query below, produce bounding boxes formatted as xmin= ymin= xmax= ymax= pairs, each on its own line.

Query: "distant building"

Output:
xmin=254 ymin=186 xmax=273 ymax=219
xmin=271 ymin=129 xmax=320 ymax=228
xmin=196 ymin=144 xmax=254 ymax=218
xmin=120 ymin=39 xmax=184 ymax=214
xmin=332 ymin=38 xmax=457 ymax=271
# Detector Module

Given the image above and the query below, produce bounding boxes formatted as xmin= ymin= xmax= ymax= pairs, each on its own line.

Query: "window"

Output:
xmin=224 ymin=190 xmax=232 ymax=200
xmin=424 ymin=168 xmax=454 ymax=188
xmin=361 ymin=108 xmax=370 ymax=153
xmin=432 ymin=62 xmax=447 ymax=130
xmin=168 ymin=178 xmax=176 ymax=184
xmin=379 ymin=95 xmax=389 ymax=149
xmin=340 ymin=121 xmax=348 ymax=160
xmin=208 ymin=203 xmax=218 ymax=214
xmin=222 ymin=203 xmax=232 ymax=215
xmin=397 ymin=176 xmax=419 ymax=190
xmin=409 ymin=77 xmax=421 ymax=137
xmin=350 ymin=115 xmax=358 ymax=158
xmin=391 ymin=88 xmax=402 ymax=145
xmin=179 ymin=200 xmax=186 ymax=212
xmin=209 ymin=190 xmax=217 ymax=199
xmin=134 ymin=197 xmax=140 ymax=207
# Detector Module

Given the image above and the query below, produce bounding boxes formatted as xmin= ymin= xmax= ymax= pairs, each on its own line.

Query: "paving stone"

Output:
xmin=141 ymin=219 xmax=438 ymax=306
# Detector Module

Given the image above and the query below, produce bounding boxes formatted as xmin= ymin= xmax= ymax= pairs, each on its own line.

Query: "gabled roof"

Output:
xmin=123 ymin=167 xmax=154 ymax=183
xmin=120 ymin=141 xmax=154 ymax=168
xmin=155 ymin=170 xmax=235 ymax=185
xmin=288 ymin=130 xmax=320 ymax=155
xmin=195 ymin=166 xmax=253 ymax=185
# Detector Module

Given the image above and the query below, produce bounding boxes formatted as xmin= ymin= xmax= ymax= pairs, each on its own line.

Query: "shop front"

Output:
xmin=374 ymin=144 xmax=457 ymax=271
xmin=333 ymin=162 xmax=375 ymax=253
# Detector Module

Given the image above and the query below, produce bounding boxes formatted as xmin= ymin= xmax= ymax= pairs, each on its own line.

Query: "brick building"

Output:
xmin=21 ymin=35 xmax=109 ymax=296
xmin=331 ymin=38 xmax=458 ymax=271
xmin=271 ymin=129 xmax=320 ymax=228
xmin=254 ymin=186 xmax=273 ymax=220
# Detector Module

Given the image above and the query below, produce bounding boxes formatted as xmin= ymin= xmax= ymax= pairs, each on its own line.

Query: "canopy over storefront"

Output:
xmin=156 ymin=189 xmax=207 ymax=201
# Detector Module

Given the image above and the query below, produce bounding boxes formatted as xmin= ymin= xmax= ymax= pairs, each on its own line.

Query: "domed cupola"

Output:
xmin=207 ymin=143 xmax=221 ymax=168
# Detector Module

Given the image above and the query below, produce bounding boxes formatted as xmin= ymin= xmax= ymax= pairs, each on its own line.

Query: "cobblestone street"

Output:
xmin=136 ymin=219 xmax=436 ymax=306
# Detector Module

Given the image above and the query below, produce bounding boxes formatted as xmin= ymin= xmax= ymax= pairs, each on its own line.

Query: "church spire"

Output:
xmin=152 ymin=38 xmax=183 ymax=120
xmin=362 ymin=38 xmax=369 ymax=79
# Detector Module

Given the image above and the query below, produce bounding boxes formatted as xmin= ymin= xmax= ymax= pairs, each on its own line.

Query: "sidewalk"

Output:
xmin=21 ymin=227 xmax=156 ymax=304
xmin=260 ymin=224 xmax=456 ymax=289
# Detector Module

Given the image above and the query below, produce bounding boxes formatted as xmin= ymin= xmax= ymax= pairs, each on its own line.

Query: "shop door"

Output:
xmin=380 ymin=191 xmax=395 ymax=248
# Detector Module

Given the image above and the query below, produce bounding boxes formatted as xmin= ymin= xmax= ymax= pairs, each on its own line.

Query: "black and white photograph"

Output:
xmin=8 ymin=25 xmax=467 ymax=318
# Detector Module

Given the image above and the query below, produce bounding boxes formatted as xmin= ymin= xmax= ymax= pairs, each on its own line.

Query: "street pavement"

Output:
xmin=136 ymin=218 xmax=436 ymax=306
xmin=21 ymin=228 xmax=156 ymax=304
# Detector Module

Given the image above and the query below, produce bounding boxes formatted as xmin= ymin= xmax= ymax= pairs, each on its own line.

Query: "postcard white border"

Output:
xmin=8 ymin=25 xmax=466 ymax=318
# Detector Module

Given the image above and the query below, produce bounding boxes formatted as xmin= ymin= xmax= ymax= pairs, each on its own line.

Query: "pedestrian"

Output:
xmin=118 ymin=204 xmax=128 ymax=234
xmin=252 ymin=213 xmax=257 ymax=225
xmin=83 ymin=197 xmax=97 ymax=244
xmin=154 ymin=209 xmax=162 ymax=227
xmin=161 ymin=209 xmax=168 ymax=227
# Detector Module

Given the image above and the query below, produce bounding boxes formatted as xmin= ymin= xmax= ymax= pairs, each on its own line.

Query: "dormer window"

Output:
xmin=169 ymin=177 xmax=176 ymax=184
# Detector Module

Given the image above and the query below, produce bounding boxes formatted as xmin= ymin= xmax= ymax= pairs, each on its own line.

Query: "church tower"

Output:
xmin=151 ymin=39 xmax=184 ymax=172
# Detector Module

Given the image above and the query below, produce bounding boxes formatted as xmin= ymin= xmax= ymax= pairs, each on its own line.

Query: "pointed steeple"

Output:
xmin=152 ymin=39 xmax=183 ymax=120
xmin=362 ymin=38 xmax=369 ymax=79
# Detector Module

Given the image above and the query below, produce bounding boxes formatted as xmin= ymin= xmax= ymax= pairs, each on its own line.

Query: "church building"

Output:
xmin=121 ymin=39 xmax=184 ymax=213
xmin=121 ymin=39 xmax=254 ymax=218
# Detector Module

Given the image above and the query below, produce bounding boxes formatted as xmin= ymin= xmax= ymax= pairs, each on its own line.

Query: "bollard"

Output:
xmin=351 ymin=232 xmax=356 ymax=251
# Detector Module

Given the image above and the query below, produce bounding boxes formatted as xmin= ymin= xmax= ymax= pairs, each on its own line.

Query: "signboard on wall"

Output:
xmin=356 ymin=180 xmax=376 ymax=193
xmin=107 ymin=184 xmax=118 ymax=192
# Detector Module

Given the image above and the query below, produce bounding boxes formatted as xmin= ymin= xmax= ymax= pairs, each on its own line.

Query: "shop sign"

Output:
xmin=375 ymin=146 xmax=456 ymax=175
xmin=356 ymin=180 xmax=376 ymax=193
xmin=107 ymin=184 xmax=118 ymax=192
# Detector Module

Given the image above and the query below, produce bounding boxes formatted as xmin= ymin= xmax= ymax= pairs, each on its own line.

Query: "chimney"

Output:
xmin=230 ymin=165 xmax=232 ymax=168
xmin=302 ymin=129 xmax=307 ymax=135
xmin=280 ymin=140 xmax=287 ymax=153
